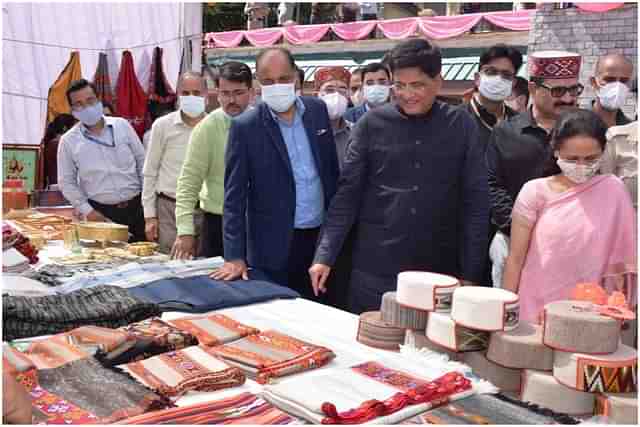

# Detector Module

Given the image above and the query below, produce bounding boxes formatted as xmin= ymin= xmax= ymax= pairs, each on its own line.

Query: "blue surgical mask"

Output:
xmin=261 ymin=83 xmax=296 ymax=113
xmin=72 ymin=101 xmax=104 ymax=127
xmin=364 ymin=84 xmax=390 ymax=106
xmin=179 ymin=95 xmax=206 ymax=118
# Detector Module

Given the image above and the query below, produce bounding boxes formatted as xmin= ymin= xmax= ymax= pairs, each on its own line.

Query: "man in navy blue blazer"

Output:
xmin=212 ymin=47 xmax=340 ymax=300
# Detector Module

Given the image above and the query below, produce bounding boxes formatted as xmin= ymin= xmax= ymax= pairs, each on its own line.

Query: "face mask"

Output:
xmin=478 ymin=74 xmax=513 ymax=102
xmin=364 ymin=84 xmax=390 ymax=106
xmin=261 ymin=83 xmax=296 ymax=113
xmin=597 ymin=82 xmax=630 ymax=111
xmin=320 ymin=92 xmax=349 ymax=120
xmin=557 ymin=158 xmax=601 ymax=184
xmin=72 ymin=101 xmax=104 ymax=127
xmin=179 ymin=95 xmax=206 ymax=118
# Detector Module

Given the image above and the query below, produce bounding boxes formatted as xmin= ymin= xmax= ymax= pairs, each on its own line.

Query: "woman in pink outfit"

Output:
xmin=503 ymin=109 xmax=637 ymax=323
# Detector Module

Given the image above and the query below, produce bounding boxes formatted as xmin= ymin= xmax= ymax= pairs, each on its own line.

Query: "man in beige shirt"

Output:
xmin=142 ymin=72 xmax=207 ymax=253
xmin=602 ymin=121 xmax=638 ymax=209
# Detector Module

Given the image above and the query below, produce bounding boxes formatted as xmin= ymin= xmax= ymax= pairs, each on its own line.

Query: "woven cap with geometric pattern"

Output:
xmin=528 ymin=50 xmax=582 ymax=79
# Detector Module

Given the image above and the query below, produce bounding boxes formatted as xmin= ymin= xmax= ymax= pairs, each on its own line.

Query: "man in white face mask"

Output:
xmin=173 ymin=62 xmax=254 ymax=259
xmin=142 ymin=72 xmax=206 ymax=253
xmin=315 ymin=66 xmax=352 ymax=170
xmin=343 ymin=62 xmax=391 ymax=126
xmin=57 ymin=79 xmax=147 ymax=242
xmin=590 ymin=54 xmax=634 ymax=128
xmin=211 ymin=48 xmax=340 ymax=304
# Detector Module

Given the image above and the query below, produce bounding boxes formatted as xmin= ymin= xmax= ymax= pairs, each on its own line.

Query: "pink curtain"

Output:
xmin=244 ymin=28 xmax=283 ymax=47
xmin=377 ymin=17 xmax=419 ymax=40
xmin=483 ymin=10 xmax=535 ymax=31
xmin=282 ymin=24 xmax=331 ymax=45
xmin=210 ymin=31 xmax=245 ymax=48
xmin=574 ymin=3 xmax=625 ymax=12
xmin=331 ymin=21 xmax=377 ymax=41
xmin=418 ymin=14 xmax=482 ymax=40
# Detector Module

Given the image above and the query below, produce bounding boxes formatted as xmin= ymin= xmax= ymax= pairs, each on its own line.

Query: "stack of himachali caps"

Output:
xmin=363 ymin=272 xmax=638 ymax=423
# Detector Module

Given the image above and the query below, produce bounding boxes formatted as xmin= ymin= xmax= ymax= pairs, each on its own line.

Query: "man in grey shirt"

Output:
xmin=58 ymin=79 xmax=146 ymax=242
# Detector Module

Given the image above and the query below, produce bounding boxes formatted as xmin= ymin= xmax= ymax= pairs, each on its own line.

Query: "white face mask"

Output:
xmin=557 ymin=158 xmax=602 ymax=184
xmin=72 ymin=101 xmax=104 ymax=127
xmin=320 ymin=92 xmax=348 ymax=120
xmin=364 ymin=84 xmax=390 ymax=106
xmin=179 ymin=95 xmax=206 ymax=118
xmin=261 ymin=83 xmax=296 ymax=113
xmin=478 ymin=74 xmax=513 ymax=102
xmin=597 ymin=81 xmax=630 ymax=111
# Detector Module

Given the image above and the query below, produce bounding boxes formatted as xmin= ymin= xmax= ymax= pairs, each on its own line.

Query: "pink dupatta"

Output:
xmin=514 ymin=175 xmax=637 ymax=323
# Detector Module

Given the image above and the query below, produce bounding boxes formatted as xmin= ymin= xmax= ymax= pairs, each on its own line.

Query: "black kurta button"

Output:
xmin=413 ymin=185 xmax=419 ymax=191
xmin=415 ymin=140 xmax=422 ymax=145
xmin=415 ymin=162 xmax=421 ymax=168
xmin=410 ymin=208 xmax=417 ymax=215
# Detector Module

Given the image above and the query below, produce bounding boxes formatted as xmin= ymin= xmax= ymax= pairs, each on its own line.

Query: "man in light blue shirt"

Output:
xmin=57 ymin=79 xmax=146 ymax=242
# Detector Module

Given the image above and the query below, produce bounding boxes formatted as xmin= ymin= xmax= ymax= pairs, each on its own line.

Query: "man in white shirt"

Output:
xmin=58 ymin=79 xmax=146 ymax=242
xmin=142 ymin=72 xmax=207 ymax=253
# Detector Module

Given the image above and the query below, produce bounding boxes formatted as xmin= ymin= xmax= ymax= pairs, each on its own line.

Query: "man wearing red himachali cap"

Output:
xmin=486 ymin=51 xmax=583 ymax=287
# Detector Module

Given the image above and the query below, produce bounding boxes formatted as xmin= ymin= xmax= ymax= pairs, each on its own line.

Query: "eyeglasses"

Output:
xmin=392 ymin=81 xmax=428 ymax=93
xmin=70 ymin=97 xmax=99 ymax=111
xmin=480 ymin=66 xmax=515 ymax=81
xmin=536 ymin=82 xmax=584 ymax=98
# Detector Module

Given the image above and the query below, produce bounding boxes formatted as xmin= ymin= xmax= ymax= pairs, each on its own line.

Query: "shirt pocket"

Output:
xmin=114 ymin=139 xmax=136 ymax=171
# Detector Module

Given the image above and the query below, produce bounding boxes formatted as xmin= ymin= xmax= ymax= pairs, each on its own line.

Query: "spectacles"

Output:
xmin=70 ymin=97 xmax=99 ymax=111
xmin=392 ymin=81 xmax=428 ymax=93
xmin=218 ymin=89 xmax=250 ymax=99
xmin=480 ymin=66 xmax=515 ymax=81
xmin=537 ymin=82 xmax=584 ymax=98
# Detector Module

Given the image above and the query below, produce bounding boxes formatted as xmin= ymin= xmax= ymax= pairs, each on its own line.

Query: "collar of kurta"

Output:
xmin=512 ymin=108 xmax=551 ymax=137
xmin=470 ymin=95 xmax=516 ymax=129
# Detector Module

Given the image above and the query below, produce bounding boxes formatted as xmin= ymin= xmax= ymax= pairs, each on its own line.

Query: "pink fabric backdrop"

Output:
xmin=418 ymin=13 xmax=483 ymax=40
xmin=282 ymin=24 xmax=331 ymax=45
xmin=575 ymin=3 xmax=625 ymax=13
xmin=211 ymin=31 xmax=245 ymax=48
xmin=331 ymin=21 xmax=378 ymax=41
xmin=483 ymin=10 xmax=535 ymax=31
xmin=203 ymin=10 xmax=535 ymax=48
xmin=377 ymin=17 xmax=419 ymax=40
xmin=244 ymin=28 xmax=283 ymax=47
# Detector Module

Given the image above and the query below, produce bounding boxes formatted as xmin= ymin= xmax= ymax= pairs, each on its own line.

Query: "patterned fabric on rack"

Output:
xmin=16 ymin=358 xmax=172 ymax=424
xmin=209 ymin=330 xmax=335 ymax=384
xmin=3 ymin=285 xmax=161 ymax=341
xmin=121 ymin=345 xmax=245 ymax=397
xmin=116 ymin=392 xmax=301 ymax=424
xmin=167 ymin=314 xmax=259 ymax=346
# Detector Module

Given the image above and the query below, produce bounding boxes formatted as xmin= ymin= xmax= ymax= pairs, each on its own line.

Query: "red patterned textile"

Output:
xmin=115 ymin=51 xmax=148 ymax=139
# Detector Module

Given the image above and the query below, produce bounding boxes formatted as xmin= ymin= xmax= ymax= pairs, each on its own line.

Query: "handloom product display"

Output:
xmin=2 ymin=285 xmax=161 ymax=341
xmin=167 ymin=313 xmax=259 ymax=346
xmin=542 ymin=300 xmax=621 ymax=354
xmin=128 ymin=275 xmax=300 ymax=313
xmin=121 ymin=345 xmax=246 ymax=397
xmin=520 ymin=369 xmax=596 ymax=416
xmin=262 ymin=361 xmax=473 ymax=424
xmin=451 ymin=287 xmax=520 ymax=332
xmin=552 ymin=344 xmax=637 ymax=393
xmin=426 ymin=312 xmax=490 ymax=353
xmin=209 ymin=330 xmax=335 ymax=384
xmin=381 ymin=291 xmax=429 ymax=330
xmin=396 ymin=271 xmax=459 ymax=312
xmin=401 ymin=392 xmax=580 ymax=425
xmin=76 ymin=221 xmax=130 ymax=242
xmin=486 ymin=322 xmax=554 ymax=371
xmin=116 ymin=392 xmax=302 ymax=424
xmin=462 ymin=351 xmax=522 ymax=392
xmin=594 ymin=392 xmax=638 ymax=424
xmin=15 ymin=357 xmax=172 ymax=424
xmin=357 ymin=311 xmax=406 ymax=350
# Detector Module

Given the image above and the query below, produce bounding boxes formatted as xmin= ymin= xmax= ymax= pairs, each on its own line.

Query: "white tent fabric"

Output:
xmin=2 ymin=2 xmax=202 ymax=146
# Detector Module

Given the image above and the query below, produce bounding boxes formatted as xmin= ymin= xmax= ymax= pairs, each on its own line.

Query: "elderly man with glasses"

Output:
xmin=58 ymin=78 xmax=147 ymax=242
xmin=486 ymin=51 xmax=583 ymax=288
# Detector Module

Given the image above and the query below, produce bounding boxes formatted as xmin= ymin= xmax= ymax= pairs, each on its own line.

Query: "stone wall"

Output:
xmin=528 ymin=3 xmax=637 ymax=117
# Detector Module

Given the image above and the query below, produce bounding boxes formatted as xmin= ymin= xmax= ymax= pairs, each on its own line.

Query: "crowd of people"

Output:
xmin=55 ymin=39 xmax=637 ymax=321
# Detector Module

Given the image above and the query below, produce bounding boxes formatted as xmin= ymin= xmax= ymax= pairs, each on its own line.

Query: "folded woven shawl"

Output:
xmin=16 ymin=357 xmax=172 ymax=424
xmin=116 ymin=392 xmax=300 ymax=425
xmin=167 ymin=313 xmax=259 ymax=346
xmin=127 ymin=275 xmax=299 ymax=313
xmin=3 ymin=285 xmax=161 ymax=341
xmin=121 ymin=345 xmax=246 ymax=397
xmin=209 ymin=330 xmax=335 ymax=384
